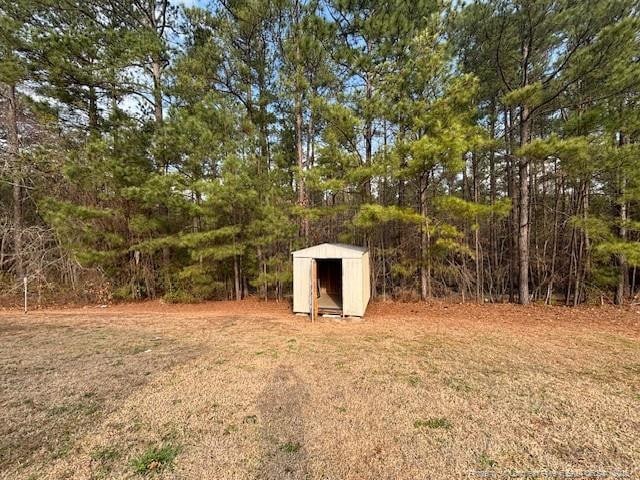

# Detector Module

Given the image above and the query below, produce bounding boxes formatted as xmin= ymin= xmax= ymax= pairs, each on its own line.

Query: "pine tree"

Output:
xmin=455 ymin=0 xmax=640 ymax=303
xmin=0 ymin=1 xmax=35 ymax=281
xmin=1 ymin=0 xmax=639 ymax=305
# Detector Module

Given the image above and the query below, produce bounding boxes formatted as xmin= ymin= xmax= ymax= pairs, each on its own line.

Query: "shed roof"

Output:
xmin=292 ymin=243 xmax=367 ymax=259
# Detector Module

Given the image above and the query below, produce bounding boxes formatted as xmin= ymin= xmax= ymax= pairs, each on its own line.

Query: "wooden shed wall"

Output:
xmin=342 ymin=258 xmax=363 ymax=316
xmin=293 ymin=257 xmax=311 ymax=313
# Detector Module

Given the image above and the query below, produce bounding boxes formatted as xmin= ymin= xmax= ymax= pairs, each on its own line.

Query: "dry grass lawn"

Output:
xmin=0 ymin=300 xmax=638 ymax=479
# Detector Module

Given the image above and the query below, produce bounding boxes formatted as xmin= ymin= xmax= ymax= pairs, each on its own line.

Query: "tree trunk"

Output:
xmin=363 ymin=69 xmax=373 ymax=200
xmin=294 ymin=2 xmax=308 ymax=241
xmin=419 ymin=173 xmax=431 ymax=300
xmin=368 ymin=235 xmax=376 ymax=299
xmin=151 ymin=58 xmax=170 ymax=294
xmin=472 ymin=151 xmax=481 ymax=302
xmin=12 ymin=181 xmax=23 ymax=280
xmin=6 ymin=83 xmax=23 ymax=280
xmin=295 ymin=93 xmax=307 ymax=235
xmin=518 ymin=106 xmax=531 ymax=304
xmin=505 ymin=107 xmax=518 ymax=301
xmin=381 ymin=233 xmax=387 ymax=300
xmin=151 ymin=59 xmax=164 ymax=128
xmin=488 ymin=100 xmax=497 ymax=299
xmin=88 ymin=84 xmax=99 ymax=133
xmin=565 ymin=213 xmax=578 ymax=306
xmin=579 ymin=179 xmax=591 ymax=304
xmin=234 ymin=255 xmax=241 ymax=301
xmin=615 ymin=167 xmax=627 ymax=305
xmin=546 ymin=167 xmax=561 ymax=304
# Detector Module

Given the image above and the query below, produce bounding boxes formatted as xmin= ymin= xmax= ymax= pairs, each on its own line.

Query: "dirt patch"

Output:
xmin=0 ymin=302 xmax=638 ymax=479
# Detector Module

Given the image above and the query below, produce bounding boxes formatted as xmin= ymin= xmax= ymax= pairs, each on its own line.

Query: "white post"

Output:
xmin=23 ymin=276 xmax=27 ymax=314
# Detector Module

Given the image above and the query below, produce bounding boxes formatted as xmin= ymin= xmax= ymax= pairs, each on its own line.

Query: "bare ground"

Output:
xmin=0 ymin=300 xmax=638 ymax=479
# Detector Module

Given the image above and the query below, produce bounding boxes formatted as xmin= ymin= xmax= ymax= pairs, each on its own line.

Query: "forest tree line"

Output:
xmin=1 ymin=0 xmax=639 ymax=305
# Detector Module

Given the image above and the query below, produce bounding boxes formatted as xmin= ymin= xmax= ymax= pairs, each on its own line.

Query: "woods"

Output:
xmin=1 ymin=0 xmax=639 ymax=305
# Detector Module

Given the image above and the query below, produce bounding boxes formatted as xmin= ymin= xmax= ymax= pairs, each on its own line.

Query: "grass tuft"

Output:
xmin=223 ymin=424 xmax=237 ymax=435
xmin=414 ymin=417 xmax=452 ymax=429
xmin=91 ymin=447 xmax=120 ymax=462
xmin=444 ymin=377 xmax=471 ymax=392
xmin=48 ymin=400 xmax=99 ymax=417
xmin=477 ymin=453 xmax=497 ymax=468
xmin=130 ymin=443 xmax=180 ymax=475
xmin=279 ymin=441 xmax=301 ymax=453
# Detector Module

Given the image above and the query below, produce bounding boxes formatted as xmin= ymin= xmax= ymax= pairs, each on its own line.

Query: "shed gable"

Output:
xmin=292 ymin=243 xmax=366 ymax=259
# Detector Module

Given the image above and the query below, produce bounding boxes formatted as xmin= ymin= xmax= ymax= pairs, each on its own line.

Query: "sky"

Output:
xmin=173 ymin=0 xmax=206 ymax=7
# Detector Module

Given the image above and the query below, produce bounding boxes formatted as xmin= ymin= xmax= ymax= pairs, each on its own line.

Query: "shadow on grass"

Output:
xmin=257 ymin=364 xmax=310 ymax=479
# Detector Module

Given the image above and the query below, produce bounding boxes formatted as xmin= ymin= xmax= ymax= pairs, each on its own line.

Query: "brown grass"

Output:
xmin=0 ymin=300 xmax=638 ymax=479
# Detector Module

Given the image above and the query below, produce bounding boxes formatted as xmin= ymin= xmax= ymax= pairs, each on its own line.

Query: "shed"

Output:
xmin=292 ymin=243 xmax=370 ymax=318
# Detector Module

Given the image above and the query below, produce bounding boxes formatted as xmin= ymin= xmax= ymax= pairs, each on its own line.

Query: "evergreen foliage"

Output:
xmin=0 ymin=0 xmax=639 ymax=304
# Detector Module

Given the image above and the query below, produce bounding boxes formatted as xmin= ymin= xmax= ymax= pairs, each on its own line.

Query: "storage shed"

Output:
xmin=292 ymin=243 xmax=370 ymax=318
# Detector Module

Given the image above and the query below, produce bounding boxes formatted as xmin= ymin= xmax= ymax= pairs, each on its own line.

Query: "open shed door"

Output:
xmin=293 ymin=257 xmax=311 ymax=313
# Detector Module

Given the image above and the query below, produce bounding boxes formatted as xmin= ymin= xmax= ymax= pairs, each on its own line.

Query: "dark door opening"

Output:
xmin=316 ymin=259 xmax=342 ymax=314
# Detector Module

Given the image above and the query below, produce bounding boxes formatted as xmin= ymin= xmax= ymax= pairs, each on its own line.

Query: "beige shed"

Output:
xmin=292 ymin=243 xmax=370 ymax=318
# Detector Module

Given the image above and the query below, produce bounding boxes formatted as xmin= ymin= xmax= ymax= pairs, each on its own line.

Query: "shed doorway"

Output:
xmin=292 ymin=243 xmax=370 ymax=318
xmin=315 ymin=259 xmax=342 ymax=314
